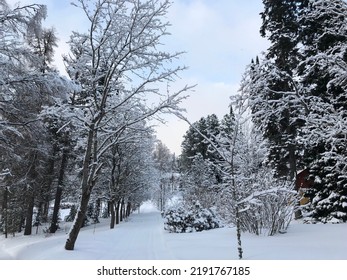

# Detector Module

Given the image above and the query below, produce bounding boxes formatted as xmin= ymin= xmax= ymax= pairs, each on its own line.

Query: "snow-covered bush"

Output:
xmin=238 ymin=186 xmax=296 ymax=236
xmin=220 ymin=170 xmax=296 ymax=236
xmin=163 ymin=201 xmax=222 ymax=233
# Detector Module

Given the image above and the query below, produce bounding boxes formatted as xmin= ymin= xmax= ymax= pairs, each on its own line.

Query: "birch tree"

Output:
xmin=63 ymin=0 xmax=191 ymax=250
xmin=176 ymin=102 xmax=247 ymax=259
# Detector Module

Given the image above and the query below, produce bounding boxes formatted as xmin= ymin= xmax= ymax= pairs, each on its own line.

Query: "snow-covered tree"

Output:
xmin=296 ymin=1 xmax=347 ymax=223
xmin=0 ymin=1 xmax=72 ymax=236
xmin=100 ymin=120 xmax=156 ymax=229
xmin=180 ymin=154 xmax=219 ymax=209
xmin=177 ymin=94 xmax=296 ymax=259
xmin=180 ymin=114 xmax=221 ymax=170
xmin=152 ymin=140 xmax=176 ymax=212
xmin=241 ymin=56 xmax=307 ymax=180
xmin=242 ymin=0 xmax=347 ymax=223
xmin=179 ymin=110 xmax=238 ymax=211
xmin=63 ymin=0 xmax=191 ymax=250
xmin=255 ymin=0 xmax=311 ymax=179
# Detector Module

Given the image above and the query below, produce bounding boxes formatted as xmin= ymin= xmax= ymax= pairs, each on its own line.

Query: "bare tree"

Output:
xmin=63 ymin=0 xmax=192 ymax=250
xmin=176 ymin=96 xmax=295 ymax=259
xmin=175 ymin=101 xmax=248 ymax=259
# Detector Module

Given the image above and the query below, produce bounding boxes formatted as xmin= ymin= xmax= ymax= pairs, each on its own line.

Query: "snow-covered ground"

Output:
xmin=0 ymin=201 xmax=346 ymax=260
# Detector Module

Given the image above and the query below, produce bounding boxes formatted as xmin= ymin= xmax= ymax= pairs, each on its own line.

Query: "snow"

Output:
xmin=0 ymin=201 xmax=346 ymax=261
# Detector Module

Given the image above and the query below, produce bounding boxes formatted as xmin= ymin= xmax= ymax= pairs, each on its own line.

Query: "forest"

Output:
xmin=0 ymin=0 xmax=346 ymax=259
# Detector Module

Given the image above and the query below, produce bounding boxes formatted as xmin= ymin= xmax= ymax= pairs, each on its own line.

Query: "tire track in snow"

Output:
xmin=113 ymin=211 xmax=175 ymax=259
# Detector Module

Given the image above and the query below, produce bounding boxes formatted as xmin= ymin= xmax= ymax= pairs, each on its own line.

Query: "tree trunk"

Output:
xmin=231 ymin=124 xmax=243 ymax=259
xmin=159 ymin=184 xmax=164 ymax=212
xmin=24 ymin=192 xmax=35 ymax=236
xmin=24 ymin=152 xmax=38 ymax=236
xmin=231 ymin=169 xmax=243 ymax=259
xmin=50 ymin=148 xmax=68 ymax=233
xmin=110 ymin=201 xmax=115 ymax=229
xmin=3 ymin=187 xmax=8 ymax=238
xmin=18 ymin=215 xmax=25 ymax=233
xmin=35 ymin=203 xmax=43 ymax=234
xmin=126 ymin=202 xmax=131 ymax=218
xmin=95 ymin=198 xmax=101 ymax=221
xmin=288 ymin=144 xmax=297 ymax=180
xmin=65 ymin=190 xmax=91 ymax=250
xmin=120 ymin=199 xmax=124 ymax=222
xmin=234 ymin=200 xmax=243 ymax=259
xmin=39 ymin=143 xmax=58 ymax=225
xmin=116 ymin=200 xmax=121 ymax=224
xmin=65 ymin=125 xmax=97 ymax=250
xmin=42 ymin=201 xmax=49 ymax=223
xmin=49 ymin=188 xmax=63 ymax=233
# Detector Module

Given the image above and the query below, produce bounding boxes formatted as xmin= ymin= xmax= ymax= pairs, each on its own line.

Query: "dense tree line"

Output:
xmin=173 ymin=0 xmax=347 ymax=259
xmin=242 ymin=0 xmax=347 ymax=223
xmin=0 ymin=2 xmax=72 ymax=237
xmin=0 ymin=0 xmax=190 ymax=250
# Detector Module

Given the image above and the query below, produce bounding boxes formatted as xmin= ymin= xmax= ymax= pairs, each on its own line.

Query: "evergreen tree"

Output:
xmin=180 ymin=154 xmax=220 ymax=209
xmin=180 ymin=114 xmax=222 ymax=179
xmin=260 ymin=0 xmax=306 ymax=71
xmin=297 ymin=0 xmax=347 ymax=223
xmin=0 ymin=1 xmax=72 ymax=236
xmin=243 ymin=0 xmax=347 ymax=223
xmin=179 ymin=110 xmax=237 ymax=210
xmin=180 ymin=116 xmax=210 ymax=168
xmin=256 ymin=0 xmax=308 ymax=179
xmin=220 ymin=105 xmax=235 ymax=137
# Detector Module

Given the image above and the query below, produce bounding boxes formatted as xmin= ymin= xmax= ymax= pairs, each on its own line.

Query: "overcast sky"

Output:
xmin=8 ymin=0 xmax=269 ymax=155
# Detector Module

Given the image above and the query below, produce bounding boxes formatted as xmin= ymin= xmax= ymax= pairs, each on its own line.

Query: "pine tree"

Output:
xmin=245 ymin=0 xmax=347 ymax=223
xmin=255 ymin=0 xmax=308 ymax=179
xmin=297 ymin=0 xmax=347 ymax=223
xmin=180 ymin=114 xmax=221 ymax=172
xmin=180 ymin=117 xmax=209 ymax=168
xmin=260 ymin=0 xmax=307 ymax=72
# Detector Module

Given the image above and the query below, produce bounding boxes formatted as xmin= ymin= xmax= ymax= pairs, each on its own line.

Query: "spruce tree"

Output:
xmin=247 ymin=0 xmax=347 ymax=222
xmin=297 ymin=0 xmax=347 ymax=223
xmin=180 ymin=114 xmax=220 ymax=169
xmin=252 ymin=0 xmax=309 ymax=179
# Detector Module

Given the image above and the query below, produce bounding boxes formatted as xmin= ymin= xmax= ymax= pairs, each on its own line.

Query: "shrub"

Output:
xmin=163 ymin=201 xmax=222 ymax=233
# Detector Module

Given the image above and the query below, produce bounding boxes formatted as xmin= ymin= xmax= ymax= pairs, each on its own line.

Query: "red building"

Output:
xmin=295 ymin=169 xmax=315 ymax=205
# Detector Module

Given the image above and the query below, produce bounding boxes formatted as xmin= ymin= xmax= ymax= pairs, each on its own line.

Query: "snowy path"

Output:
xmin=0 ymin=208 xmax=175 ymax=260
xmin=1 ymin=201 xmax=347 ymax=260
xmin=92 ymin=211 xmax=175 ymax=260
